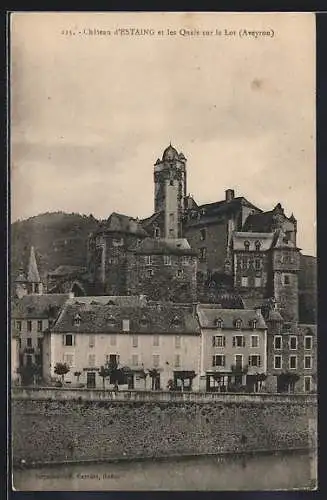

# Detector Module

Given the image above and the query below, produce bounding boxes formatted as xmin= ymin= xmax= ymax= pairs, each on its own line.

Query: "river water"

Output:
xmin=13 ymin=450 xmax=317 ymax=491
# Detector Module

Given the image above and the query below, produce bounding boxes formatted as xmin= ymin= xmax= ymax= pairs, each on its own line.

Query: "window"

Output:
xmin=241 ymin=277 xmax=248 ymax=288
xmin=37 ymin=338 xmax=42 ymax=349
xmin=284 ymin=275 xmax=291 ymax=285
xmin=169 ymin=180 xmax=174 ymax=186
xmin=64 ymin=334 xmax=73 ymax=346
xmin=89 ymin=335 xmax=95 ymax=348
xmin=181 ymin=256 xmax=189 ymax=265
xmin=274 ymin=355 xmax=282 ymax=369
xmin=174 ymin=354 xmax=181 ymax=368
xmin=27 ymin=320 xmax=32 ymax=332
xmin=122 ymin=319 xmax=130 ymax=332
xmin=144 ymin=255 xmax=152 ymax=265
xmin=235 ymin=354 xmax=243 ymax=369
xmin=169 ymin=229 xmax=174 ymax=236
xmin=212 ymin=335 xmax=226 ymax=348
xmin=304 ymin=376 xmax=312 ymax=393
xmin=200 ymin=228 xmax=206 ymax=241
xmin=132 ymin=335 xmax=138 ymax=348
xmin=132 ymin=354 xmax=139 ymax=367
xmin=235 ymin=319 xmax=242 ymax=330
xmin=153 ymin=335 xmax=159 ymax=347
xmin=232 ymin=335 xmax=245 ymax=347
xmin=255 ymin=241 xmax=261 ymax=252
xmin=176 ymin=269 xmax=183 ymax=278
xmin=244 ymin=241 xmax=250 ymax=251
xmin=212 ymin=355 xmax=225 ymax=367
xmin=240 ymin=257 xmax=247 ymax=270
xmin=289 ymin=355 xmax=297 ymax=369
xmin=251 ymin=335 xmax=259 ymax=348
xmin=147 ymin=269 xmax=154 ymax=278
xmin=73 ymin=314 xmax=81 ymax=327
xmin=154 ymin=227 xmax=160 ymax=238
xmin=18 ymin=338 xmax=21 ymax=348
xmin=88 ymin=354 xmax=96 ymax=367
xmin=113 ymin=238 xmax=124 ymax=247
xmin=37 ymin=320 xmax=43 ymax=332
xmin=215 ymin=318 xmax=223 ymax=329
xmin=304 ymin=355 xmax=312 ymax=369
xmin=164 ymin=255 xmax=172 ymax=266
xmin=26 ymin=354 xmax=32 ymax=366
xmin=16 ymin=320 xmax=22 ymax=331
xmin=175 ymin=336 xmax=181 ymax=348
xmin=255 ymin=277 xmax=262 ymax=288
xmin=250 ymin=320 xmax=257 ymax=330
xmin=289 ymin=336 xmax=297 ymax=350
xmin=248 ymin=355 xmax=261 ymax=367
xmin=304 ymin=336 xmax=312 ymax=350
xmin=27 ymin=337 xmax=32 ymax=347
xmin=106 ymin=353 xmax=119 ymax=365
xmin=255 ymin=259 xmax=261 ymax=271
xmin=64 ymin=353 xmax=74 ymax=367
xmin=153 ymin=354 xmax=160 ymax=367
xmin=199 ymin=247 xmax=207 ymax=262
xmin=274 ymin=336 xmax=282 ymax=350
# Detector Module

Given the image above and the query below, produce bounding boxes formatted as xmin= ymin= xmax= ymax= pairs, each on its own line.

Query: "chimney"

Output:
xmin=225 ymin=189 xmax=235 ymax=202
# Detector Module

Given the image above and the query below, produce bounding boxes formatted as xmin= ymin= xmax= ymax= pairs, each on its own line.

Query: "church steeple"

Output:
xmin=15 ymin=246 xmax=43 ymax=298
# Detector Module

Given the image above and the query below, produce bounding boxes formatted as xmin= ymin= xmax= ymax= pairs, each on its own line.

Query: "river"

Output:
xmin=13 ymin=450 xmax=317 ymax=491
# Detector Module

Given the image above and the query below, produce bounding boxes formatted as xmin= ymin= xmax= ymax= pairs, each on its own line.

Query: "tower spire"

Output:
xmin=27 ymin=246 xmax=41 ymax=283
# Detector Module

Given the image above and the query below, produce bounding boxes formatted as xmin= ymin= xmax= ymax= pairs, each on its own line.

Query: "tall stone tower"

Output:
xmin=154 ymin=144 xmax=187 ymax=238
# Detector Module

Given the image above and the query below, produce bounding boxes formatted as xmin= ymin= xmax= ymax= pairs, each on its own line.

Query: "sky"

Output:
xmin=10 ymin=12 xmax=316 ymax=255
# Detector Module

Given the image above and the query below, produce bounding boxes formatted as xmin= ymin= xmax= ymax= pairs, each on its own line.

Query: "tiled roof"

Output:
xmin=132 ymin=238 xmax=197 ymax=256
xmin=11 ymin=294 xmax=71 ymax=319
xmin=52 ymin=303 xmax=200 ymax=335
xmin=197 ymin=306 xmax=267 ymax=330
xmin=48 ymin=265 xmax=87 ymax=276
xmin=199 ymin=197 xmax=261 ymax=215
xmin=66 ymin=295 xmax=147 ymax=307
xmin=242 ymin=204 xmax=294 ymax=233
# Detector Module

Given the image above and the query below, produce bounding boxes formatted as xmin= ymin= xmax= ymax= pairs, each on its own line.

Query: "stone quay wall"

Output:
xmin=12 ymin=389 xmax=317 ymax=466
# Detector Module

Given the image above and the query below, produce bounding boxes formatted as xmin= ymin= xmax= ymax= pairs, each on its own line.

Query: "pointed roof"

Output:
xmin=27 ymin=246 xmax=41 ymax=283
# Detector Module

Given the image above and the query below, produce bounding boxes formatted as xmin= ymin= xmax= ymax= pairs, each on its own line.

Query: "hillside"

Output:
xmin=11 ymin=212 xmax=100 ymax=282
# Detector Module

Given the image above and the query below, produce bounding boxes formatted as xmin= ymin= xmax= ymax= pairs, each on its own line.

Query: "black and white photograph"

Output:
xmin=10 ymin=11 xmax=317 ymax=491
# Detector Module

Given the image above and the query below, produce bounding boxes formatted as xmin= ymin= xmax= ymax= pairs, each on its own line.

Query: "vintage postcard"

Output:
xmin=10 ymin=11 xmax=317 ymax=491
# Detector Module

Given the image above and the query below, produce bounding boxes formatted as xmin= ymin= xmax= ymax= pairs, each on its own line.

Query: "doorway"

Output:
xmin=86 ymin=372 xmax=96 ymax=388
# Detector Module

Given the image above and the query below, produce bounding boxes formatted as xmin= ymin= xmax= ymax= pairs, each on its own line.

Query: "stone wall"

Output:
xmin=12 ymin=390 xmax=317 ymax=466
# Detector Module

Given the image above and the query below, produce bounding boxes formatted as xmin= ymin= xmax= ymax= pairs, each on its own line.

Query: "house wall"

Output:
xmin=12 ymin=318 xmax=48 ymax=367
xmin=48 ymin=331 xmax=201 ymax=391
xmin=11 ymin=337 xmax=19 ymax=381
xmin=266 ymin=326 xmax=317 ymax=394
xmin=200 ymin=327 xmax=267 ymax=389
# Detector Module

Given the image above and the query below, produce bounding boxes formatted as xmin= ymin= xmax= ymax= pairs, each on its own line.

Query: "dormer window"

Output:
xmin=244 ymin=241 xmax=250 ymax=251
xmin=255 ymin=241 xmax=261 ymax=252
xmin=140 ymin=316 xmax=148 ymax=327
xmin=171 ymin=315 xmax=181 ymax=326
xmin=250 ymin=319 xmax=257 ymax=330
xmin=73 ymin=314 xmax=81 ymax=327
xmin=215 ymin=318 xmax=223 ymax=329
xmin=235 ymin=319 xmax=242 ymax=330
xmin=107 ymin=314 xmax=116 ymax=326
xmin=154 ymin=227 xmax=160 ymax=238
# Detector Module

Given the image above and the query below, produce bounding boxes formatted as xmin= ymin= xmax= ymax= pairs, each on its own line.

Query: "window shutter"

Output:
xmin=232 ymin=337 xmax=235 ymax=347
xmin=212 ymin=336 xmax=215 ymax=347
xmin=258 ymin=356 xmax=261 ymax=367
xmin=73 ymin=335 xmax=76 ymax=346
xmin=222 ymin=355 xmax=225 ymax=367
xmin=212 ymin=356 xmax=215 ymax=367
xmin=243 ymin=337 xmax=246 ymax=347
xmin=62 ymin=334 xmax=65 ymax=346
xmin=223 ymin=336 xmax=226 ymax=347
xmin=248 ymin=355 xmax=251 ymax=366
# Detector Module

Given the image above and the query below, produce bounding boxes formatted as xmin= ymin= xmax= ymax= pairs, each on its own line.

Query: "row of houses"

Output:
xmin=11 ymin=293 xmax=316 ymax=393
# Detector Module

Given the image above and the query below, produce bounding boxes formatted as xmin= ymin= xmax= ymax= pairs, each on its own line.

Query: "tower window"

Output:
xmin=147 ymin=269 xmax=154 ymax=278
xmin=255 ymin=259 xmax=261 ymax=270
xmin=169 ymin=180 xmax=174 ymax=186
xmin=200 ymin=229 xmax=206 ymax=241
xmin=284 ymin=275 xmax=291 ymax=285
xmin=199 ymin=248 xmax=207 ymax=262
xmin=154 ymin=227 xmax=160 ymax=238
xmin=164 ymin=255 xmax=172 ymax=266
xmin=244 ymin=241 xmax=250 ymax=251
xmin=176 ymin=269 xmax=183 ymax=278
xmin=255 ymin=241 xmax=261 ymax=251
